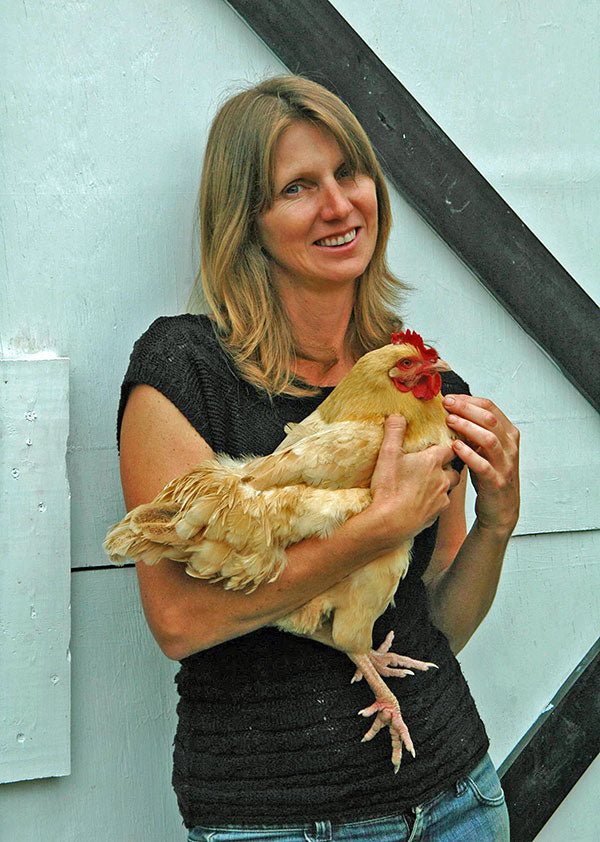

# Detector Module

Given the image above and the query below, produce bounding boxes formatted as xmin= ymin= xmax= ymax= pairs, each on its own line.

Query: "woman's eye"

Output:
xmin=284 ymin=183 xmax=302 ymax=195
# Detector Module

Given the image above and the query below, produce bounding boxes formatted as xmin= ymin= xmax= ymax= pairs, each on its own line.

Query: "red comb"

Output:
xmin=391 ymin=330 xmax=439 ymax=362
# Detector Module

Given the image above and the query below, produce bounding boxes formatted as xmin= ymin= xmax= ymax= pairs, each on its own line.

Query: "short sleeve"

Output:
xmin=441 ymin=370 xmax=471 ymax=397
xmin=116 ymin=315 xmax=218 ymax=452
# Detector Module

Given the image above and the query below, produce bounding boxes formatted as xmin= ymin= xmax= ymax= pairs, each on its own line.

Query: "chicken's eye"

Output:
xmin=399 ymin=359 xmax=414 ymax=368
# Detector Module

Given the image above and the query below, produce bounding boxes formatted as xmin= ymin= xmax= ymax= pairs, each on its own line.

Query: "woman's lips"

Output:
xmin=313 ymin=227 xmax=361 ymax=252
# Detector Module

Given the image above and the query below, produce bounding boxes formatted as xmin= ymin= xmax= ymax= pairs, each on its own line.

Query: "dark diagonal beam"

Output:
xmin=499 ymin=638 xmax=600 ymax=842
xmin=226 ymin=0 xmax=600 ymax=412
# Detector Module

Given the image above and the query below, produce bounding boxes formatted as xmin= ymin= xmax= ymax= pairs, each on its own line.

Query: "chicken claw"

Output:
xmin=350 ymin=647 xmax=423 ymax=772
xmin=351 ymin=631 xmax=437 ymax=683
xmin=359 ymin=695 xmax=415 ymax=772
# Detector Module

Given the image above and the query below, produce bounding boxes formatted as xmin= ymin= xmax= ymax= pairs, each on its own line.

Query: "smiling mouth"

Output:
xmin=314 ymin=228 xmax=358 ymax=247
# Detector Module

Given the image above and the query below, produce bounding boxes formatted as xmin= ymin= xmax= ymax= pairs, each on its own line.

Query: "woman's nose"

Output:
xmin=320 ymin=180 xmax=353 ymax=220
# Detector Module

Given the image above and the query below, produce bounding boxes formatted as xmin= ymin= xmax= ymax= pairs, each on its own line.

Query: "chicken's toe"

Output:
xmin=351 ymin=630 xmax=437 ymax=682
xmin=359 ymin=698 xmax=415 ymax=772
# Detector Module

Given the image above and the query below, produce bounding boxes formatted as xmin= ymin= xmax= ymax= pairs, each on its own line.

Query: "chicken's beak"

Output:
xmin=423 ymin=358 xmax=451 ymax=374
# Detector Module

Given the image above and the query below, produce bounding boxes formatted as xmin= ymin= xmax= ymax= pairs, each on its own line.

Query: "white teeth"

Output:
xmin=317 ymin=228 xmax=356 ymax=247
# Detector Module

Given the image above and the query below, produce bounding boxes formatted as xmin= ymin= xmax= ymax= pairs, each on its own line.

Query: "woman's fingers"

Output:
xmin=370 ymin=415 xmax=407 ymax=490
xmin=426 ymin=442 xmax=455 ymax=462
xmin=368 ymin=422 xmax=459 ymax=542
xmin=446 ymin=414 xmax=503 ymax=459
xmin=443 ymin=395 xmax=518 ymax=466
xmin=444 ymin=466 xmax=461 ymax=491
xmin=443 ymin=394 xmax=509 ymax=428
xmin=451 ymin=439 xmax=495 ymax=476
xmin=445 ymin=395 xmax=520 ymax=533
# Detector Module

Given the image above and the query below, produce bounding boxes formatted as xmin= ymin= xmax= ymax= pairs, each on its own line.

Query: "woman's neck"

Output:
xmin=277 ymin=279 xmax=357 ymax=386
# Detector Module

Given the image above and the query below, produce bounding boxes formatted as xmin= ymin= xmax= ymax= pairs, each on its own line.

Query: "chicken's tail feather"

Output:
xmin=129 ymin=504 xmax=183 ymax=543
xmin=103 ymin=511 xmax=188 ymax=567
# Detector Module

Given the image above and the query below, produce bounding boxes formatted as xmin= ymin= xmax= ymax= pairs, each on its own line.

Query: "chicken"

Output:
xmin=104 ymin=330 xmax=457 ymax=770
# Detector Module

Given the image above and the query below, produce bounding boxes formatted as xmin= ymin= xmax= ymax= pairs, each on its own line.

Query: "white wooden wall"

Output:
xmin=1 ymin=1 xmax=598 ymax=839
xmin=1 ymin=359 xmax=70 ymax=783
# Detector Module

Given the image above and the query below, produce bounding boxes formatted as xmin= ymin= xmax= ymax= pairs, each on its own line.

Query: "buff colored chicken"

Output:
xmin=105 ymin=330 xmax=457 ymax=770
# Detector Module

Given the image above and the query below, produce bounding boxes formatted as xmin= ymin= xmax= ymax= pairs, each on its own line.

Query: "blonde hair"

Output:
xmin=188 ymin=74 xmax=406 ymax=396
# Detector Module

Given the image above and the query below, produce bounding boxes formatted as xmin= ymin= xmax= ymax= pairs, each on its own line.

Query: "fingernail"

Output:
xmin=447 ymin=414 xmax=457 ymax=423
xmin=444 ymin=396 xmax=455 ymax=405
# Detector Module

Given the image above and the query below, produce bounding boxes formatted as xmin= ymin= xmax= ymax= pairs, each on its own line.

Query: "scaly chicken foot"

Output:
xmin=349 ymin=650 xmax=415 ymax=772
xmin=359 ymin=699 xmax=413 ymax=772
xmin=299 ymin=626 xmax=427 ymax=771
xmin=351 ymin=630 xmax=438 ymax=683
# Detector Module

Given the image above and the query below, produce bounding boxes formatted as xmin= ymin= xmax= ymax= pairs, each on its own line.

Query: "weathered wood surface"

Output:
xmin=0 ymin=568 xmax=181 ymax=840
xmin=459 ymin=529 xmax=600 ymax=766
xmin=533 ymin=755 xmax=600 ymax=842
xmin=0 ymin=359 xmax=71 ymax=782
xmin=499 ymin=639 xmax=600 ymax=842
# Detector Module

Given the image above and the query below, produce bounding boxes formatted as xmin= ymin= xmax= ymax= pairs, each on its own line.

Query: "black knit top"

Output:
xmin=117 ymin=314 xmax=489 ymax=829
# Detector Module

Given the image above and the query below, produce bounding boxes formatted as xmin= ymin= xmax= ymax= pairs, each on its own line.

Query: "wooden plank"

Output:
xmin=466 ymin=413 xmax=600 ymax=536
xmin=0 ymin=359 xmax=71 ymax=782
xmin=499 ymin=639 xmax=600 ymax=842
xmin=0 ymin=567 xmax=182 ymax=839
xmin=458 ymin=530 xmax=600 ymax=767
xmin=226 ymin=0 xmax=600 ymax=412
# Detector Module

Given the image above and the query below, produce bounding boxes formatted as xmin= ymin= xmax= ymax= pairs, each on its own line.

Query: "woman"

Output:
xmin=117 ymin=76 xmax=519 ymax=840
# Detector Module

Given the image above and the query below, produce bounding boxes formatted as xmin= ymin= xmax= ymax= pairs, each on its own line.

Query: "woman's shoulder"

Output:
xmin=127 ymin=312 xmax=232 ymax=375
xmin=117 ymin=314 xmax=236 ymax=451
xmin=132 ymin=312 xmax=219 ymax=354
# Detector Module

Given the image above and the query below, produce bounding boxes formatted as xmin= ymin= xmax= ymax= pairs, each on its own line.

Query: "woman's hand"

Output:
xmin=443 ymin=394 xmax=520 ymax=535
xmin=360 ymin=414 xmax=460 ymax=553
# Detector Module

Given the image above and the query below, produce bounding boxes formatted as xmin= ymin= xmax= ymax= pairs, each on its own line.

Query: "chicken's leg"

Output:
xmin=302 ymin=626 xmax=420 ymax=772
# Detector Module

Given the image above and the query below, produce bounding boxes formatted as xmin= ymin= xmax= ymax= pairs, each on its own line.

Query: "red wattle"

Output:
xmin=411 ymin=372 xmax=442 ymax=400
xmin=391 ymin=372 xmax=442 ymax=399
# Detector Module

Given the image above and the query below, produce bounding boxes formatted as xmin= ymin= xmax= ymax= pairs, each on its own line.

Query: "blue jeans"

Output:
xmin=187 ymin=752 xmax=510 ymax=841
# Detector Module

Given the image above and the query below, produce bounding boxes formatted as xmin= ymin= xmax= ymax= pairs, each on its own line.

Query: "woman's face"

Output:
xmin=257 ymin=121 xmax=378 ymax=292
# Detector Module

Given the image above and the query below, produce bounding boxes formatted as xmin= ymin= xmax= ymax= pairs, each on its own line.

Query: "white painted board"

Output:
xmin=0 ymin=359 xmax=71 ymax=782
xmin=458 ymin=529 xmax=600 ymax=767
xmin=0 ymin=567 xmax=181 ymax=841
